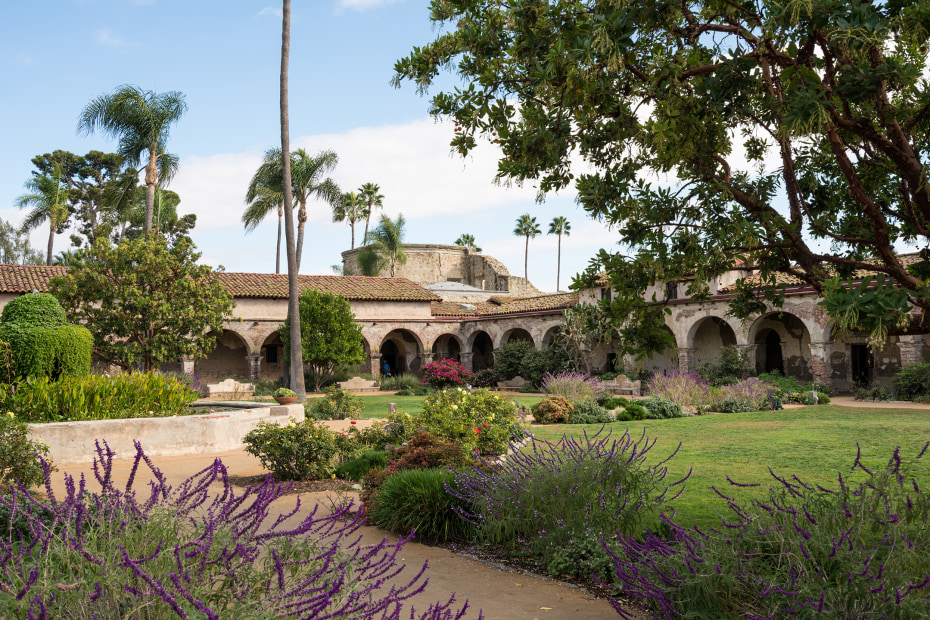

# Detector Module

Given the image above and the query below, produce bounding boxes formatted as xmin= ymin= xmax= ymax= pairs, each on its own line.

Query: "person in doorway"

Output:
xmin=381 ymin=359 xmax=392 ymax=378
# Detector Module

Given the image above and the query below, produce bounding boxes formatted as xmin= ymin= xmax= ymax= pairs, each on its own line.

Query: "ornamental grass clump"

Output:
xmin=540 ymin=371 xmax=608 ymax=403
xmin=709 ymin=376 xmax=775 ymax=412
xmin=0 ymin=441 xmax=476 ymax=619
xmin=449 ymin=428 xmax=688 ymax=583
xmin=608 ymin=443 xmax=930 ymax=619
xmin=645 ymin=371 xmax=712 ymax=408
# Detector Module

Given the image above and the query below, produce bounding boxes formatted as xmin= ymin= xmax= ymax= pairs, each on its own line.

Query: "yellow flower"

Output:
xmin=5 ymin=412 xmax=14 ymax=418
xmin=331 ymin=474 xmax=336 ymax=479
xmin=451 ymin=405 xmax=458 ymax=410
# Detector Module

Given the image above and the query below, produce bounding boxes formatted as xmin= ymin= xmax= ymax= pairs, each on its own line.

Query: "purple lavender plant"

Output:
xmin=645 ymin=371 xmax=711 ymax=408
xmin=607 ymin=443 xmax=930 ymax=619
xmin=0 ymin=440 xmax=479 ymax=619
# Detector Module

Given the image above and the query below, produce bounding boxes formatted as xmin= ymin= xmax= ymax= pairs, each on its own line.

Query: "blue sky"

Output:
xmin=1 ymin=0 xmax=615 ymax=292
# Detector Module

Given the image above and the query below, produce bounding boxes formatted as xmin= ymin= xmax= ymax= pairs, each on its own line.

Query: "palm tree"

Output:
xmin=358 ymin=182 xmax=384 ymax=243
xmin=454 ymin=233 xmax=482 ymax=253
xmin=279 ymin=0 xmax=306 ymax=399
xmin=513 ymin=213 xmax=541 ymax=281
xmin=78 ymin=85 xmax=187 ymax=234
xmin=243 ymin=149 xmax=285 ymax=273
xmin=333 ymin=191 xmax=368 ymax=249
xmin=360 ymin=213 xmax=407 ymax=277
xmin=548 ymin=216 xmax=571 ymax=291
xmin=16 ymin=167 xmax=70 ymax=266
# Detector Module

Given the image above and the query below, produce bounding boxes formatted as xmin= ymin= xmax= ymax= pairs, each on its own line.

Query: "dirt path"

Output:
xmin=49 ymin=447 xmax=623 ymax=620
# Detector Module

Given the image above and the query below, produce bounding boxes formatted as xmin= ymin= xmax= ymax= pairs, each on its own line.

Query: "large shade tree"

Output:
xmin=78 ymin=85 xmax=187 ymax=235
xmin=513 ymin=214 xmax=540 ymax=281
xmin=395 ymin=0 xmax=930 ymax=352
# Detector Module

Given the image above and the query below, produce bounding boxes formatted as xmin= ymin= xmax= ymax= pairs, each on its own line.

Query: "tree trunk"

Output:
xmin=556 ymin=233 xmax=561 ymax=292
xmin=144 ymin=148 xmax=158 ymax=234
xmin=46 ymin=222 xmax=55 ymax=266
xmin=350 ymin=221 xmax=355 ymax=249
xmin=363 ymin=212 xmax=371 ymax=245
xmin=296 ymin=199 xmax=307 ymax=272
xmin=524 ymin=235 xmax=529 ymax=280
xmin=280 ymin=0 xmax=306 ymax=400
xmin=276 ymin=206 xmax=282 ymax=274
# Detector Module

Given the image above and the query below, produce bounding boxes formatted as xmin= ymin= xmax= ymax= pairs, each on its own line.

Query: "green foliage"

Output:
xmin=893 ymin=362 xmax=930 ymax=401
xmin=379 ymin=374 xmax=422 ymax=391
xmin=0 ymin=216 xmax=42 ymax=265
xmin=312 ymin=386 xmax=363 ymax=420
xmin=817 ymin=392 xmax=831 ymax=405
xmin=395 ymin=386 xmax=432 ymax=396
xmin=700 ymin=345 xmax=754 ymax=385
xmin=713 ymin=397 xmax=757 ymax=414
xmin=395 ymin=0 xmax=930 ymax=355
xmin=334 ymin=450 xmax=387 ymax=482
xmin=416 ymin=389 xmax=523 ymax=455
xmin=519 ymin=346 xmax=571 ymax=386
xmin=0 ymin=293 xmax=92 ymax=380
xmin=470 ymin=369 xmax=497 ymax=388
xmin=360 ymin=213 xmax=407 ymax=276
xmin=279 ymin=289 xmax=364 ymax=392
xmin=553 ymin=304 xmax=617 ymax=373
xmin=638 ymin=397 xmax=687 ymax=420
xmin=49 ymin=236 xmax=232 ymax=372
xmin=624 ymin=402 xmax=648 ymax=421
xmin=567 ymin=400 xmax=613 ymax=424
xmin=494 ymin=340 xmax=531 ymax=380
xmin=856 ymin=383 xmax=893 ymax=402
xmin=367 ymin=468 xmax=473 ymax=543
xmin=243 ymin=419 xmax=338 ymax=481
xmin=0 ymin=414 xmax=49 ymax=489
xmin=0 ymin=372 xmax=197 ymax=422
xmin=273 ymin=387 xmax=297 ymax=398
xmin=532 ymin=395 xmax=574 ymax=424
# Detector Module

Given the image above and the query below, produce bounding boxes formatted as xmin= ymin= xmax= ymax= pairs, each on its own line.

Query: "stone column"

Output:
xmin=459 ymin=351 xmax=475 ymax=372
xmin=896 ymin=335 xmax=924 ymax=367
xmin=419 ymin=352 xmax=435 ymax=368
xmin=677 ymin=347 xmax=694 ymax=372
xmin=247 ymin=353 xmax=261 ymax=382
xmin=809 ymin=341 xmax=833 ymax=390
xmin=370 ymin=353 xmax=382 ymax=379
xmin=181 ymin=357 xmax=195 ymax=375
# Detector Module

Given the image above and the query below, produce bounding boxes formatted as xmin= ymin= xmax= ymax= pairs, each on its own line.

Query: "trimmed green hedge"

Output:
xmin=0 ymin=293 xmax=91 ymax=379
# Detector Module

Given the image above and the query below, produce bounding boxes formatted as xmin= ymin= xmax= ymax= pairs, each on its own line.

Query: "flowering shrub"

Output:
xmin=449 ymin=428 xmax=688 ymax=582
xmin=422 ymin=358 xmax=472 ymax=389
xmin=416 ymin=388 xmax=523 ymax=455
xmin=313 ymin=386 xmax=363 ymax=419
xmin=610 ymin=444 xmax=930 ymax=619
xmin=0 ymin=441 xmax=474 ymax=619
xmin=646 ymin=371 xmax=712 ymax=408
xmin=243 ymin=418 xmax=338 ymax=480
xmin=540 ymin=371 xmax=608 ymax=403
xmin=470 ymin=368 xmax=497 ymax=388
xmin=532 ymin=395 xmax=574 ymax=424
xmin=709 ymin=376 xmax=774 ymax=411
xmin=0 ymin=414 xmax=49 ymax=489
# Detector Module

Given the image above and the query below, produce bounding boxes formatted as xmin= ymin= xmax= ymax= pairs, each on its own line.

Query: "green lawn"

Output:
xmin=528 ymin=405 xmax=930 ymax=530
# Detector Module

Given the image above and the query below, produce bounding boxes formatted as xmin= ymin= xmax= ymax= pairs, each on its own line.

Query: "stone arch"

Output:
xmin=196 ymin=329 xmax=250 ymax=383
xmin=432 ymin=333 xmax=463 ymax=362
xmin=499 ymin=327 xmax=534 ymax=348
xmin=541 ymin=326 xmax=562 ymax=349
xmin=380 ymin=329 xmax=423 ymax=375
xmin=687 ymin=316 xmax=738 ymax=368
xmin=468 ymin=330 xmax=495 ymax=371
xmin=258 ymin=331 xmax=284 ymax=382
xmin=749 ymin=312 xmax=812 ymax=380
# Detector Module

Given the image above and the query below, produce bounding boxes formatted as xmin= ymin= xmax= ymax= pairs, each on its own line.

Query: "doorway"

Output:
xmin=850 ymin=344 xmax=871 ymax=386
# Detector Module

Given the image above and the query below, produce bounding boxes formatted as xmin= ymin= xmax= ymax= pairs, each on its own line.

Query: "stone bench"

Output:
xmin=206 ymin=378 xmax=254 ymax=400
xmin=497 ymin=376 xmax=528 ymax=390
xmin=603 ymin=376 xmax=641 ymax=396
xmin=337 ymin=376 xmax=381 ymax=393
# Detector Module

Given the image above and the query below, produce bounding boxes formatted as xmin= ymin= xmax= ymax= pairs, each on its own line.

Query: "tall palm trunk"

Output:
xmin=350 ymin=220 xmax=355 ymax=249
xmin=524 ymin=234 xmax=529 ymax=280
xmin=362 ymin=211 xmax=371 ymax=244
xmin=556 ymin=232 xmax=562 ymax=291
xmin=144 ymin=147 xmax=158 ymax=233
xmin=276 ymin=205 xmax=282 ymax=274
xmin=46 ymin=223 xmax=55 ymax=266
xmin=280 ymin=0 xmax=306 ymax=399
xmin=296 ymin=199 xmax=307 ymax=272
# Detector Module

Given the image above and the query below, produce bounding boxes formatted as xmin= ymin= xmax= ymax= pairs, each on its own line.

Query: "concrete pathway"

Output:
xmin=49 ymin=445 xmax=622 ymax=620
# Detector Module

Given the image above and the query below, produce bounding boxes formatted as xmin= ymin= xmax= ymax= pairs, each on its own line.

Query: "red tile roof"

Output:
xmin=431 ymin=292 xmax=577 ymax=317
xmin=0 ymin=265 xmax=440 ymax=302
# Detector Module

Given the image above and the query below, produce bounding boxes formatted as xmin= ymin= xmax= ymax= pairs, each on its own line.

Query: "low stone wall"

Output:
xmin=28 ymin=404 xmax=304 ymax=465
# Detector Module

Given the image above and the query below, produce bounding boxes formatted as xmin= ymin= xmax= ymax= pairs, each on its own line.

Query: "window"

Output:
xmin=265 ymin=346 xmax=279 ymax=364
xmin=601 ymin=287 xmax=612 ymax=301
xmin=665 ymin=281 xmax=678 ymax=300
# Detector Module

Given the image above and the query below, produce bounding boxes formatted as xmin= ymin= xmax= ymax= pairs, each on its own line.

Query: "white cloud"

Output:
xmin=257 ymin=6 xmax=282 ymax=18
xmin=94 ymin=29 xmax=129 ymax=48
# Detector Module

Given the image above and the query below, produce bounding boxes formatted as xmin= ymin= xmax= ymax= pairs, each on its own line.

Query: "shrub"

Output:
xmin=0 ymin=414 xmax=49 ymax=489
xmin=540 ymin=371 xmax=609 ymax=403
xmin=699 ymin=344 xmax=754 ymax=384
xmin=494 ymin=340 xmax=532 ymax=380
xmin=274 ymin=387 xmax=297 ymax=398
xmin=646 ymin=371 xmax=712 ymax=408
xmin=816 ymin=391 xmax=831 ymax=404
xmin=625 ymin=402 xmax=648 ymax=420
xmin=313 ymin=386 xmax=363 ymax=420
xmin=0 ymin=293 xmax=92 ymax=380
xmin=0 ymin=372 xmax=197 ymax=422
xmin=0 ymin=441 xmax=470 ymax=618
xmin=894 ymin=361 xmax=930 ymax=401
xmin=567 ymin=400 xmax=614 ymax=424
xmin=470 ymin=368 xmax=497 ymax=388
xmin=422 ymin=358 xmax=472 ymax=389
xmin=243 ymin=419 xmax=338 ymax=480
xmin=396 ymin=386 xmax=432 ymax=396
xmin=379 ymin=374 xmax=422 ymax=391
xmin=450 ymin=428 xmax=688 ymax=583
xmin=520 ymin=346 xmax=571 ymax=386
xmin=638 ymin=397 xmax=688 ymax=419
xmin=367 ymin=468 xmax=473 ymax=543
xmin=610 ymin=444 xmax=930 ymax=619
xmin=416 ymin=389 xmax=523 ymax=455
xmin=711 ymin=377 xmax=773 ymax=411
xmin=712 ymin=396 xmax=757 ymax=413
xmin=532 ymin=395 xmax=574 ymax=424
xmin=162 ymin=371 xmax=209 ymax=399
xmin=253 ymin=377 xmax=282 ymax=396
xmin=335 ymin=450 xmax=388 ymax=481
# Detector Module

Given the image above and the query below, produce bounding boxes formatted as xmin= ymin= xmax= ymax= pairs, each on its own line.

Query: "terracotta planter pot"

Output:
xmin=274 ymin=396 xmax=298 ymax=405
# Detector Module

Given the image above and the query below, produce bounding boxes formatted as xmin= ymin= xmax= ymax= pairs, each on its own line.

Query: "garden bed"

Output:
xmin=28 ymin=403 xmax=304 ymax=465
